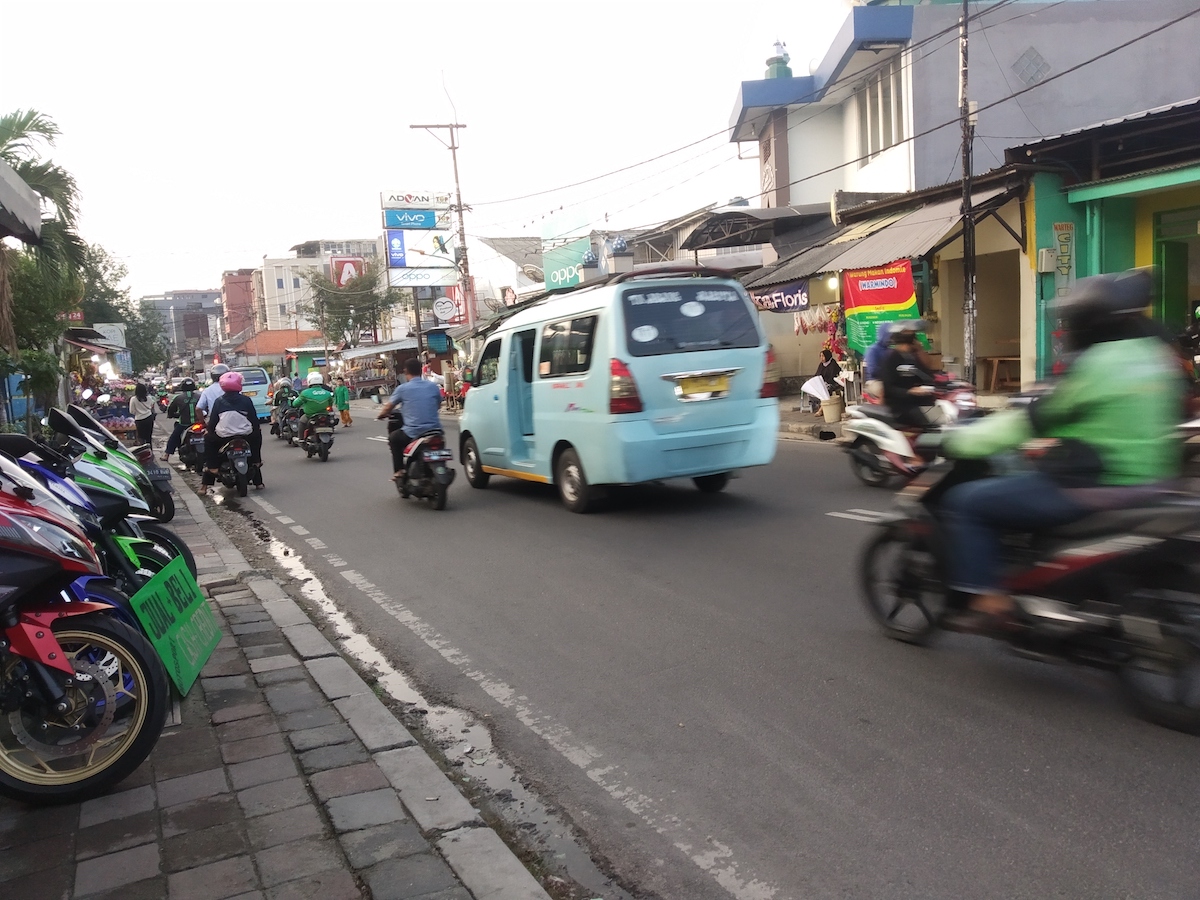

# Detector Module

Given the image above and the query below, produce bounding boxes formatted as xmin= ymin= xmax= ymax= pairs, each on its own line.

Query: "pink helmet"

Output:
xmin=218 ymin=371 xmax=244 ymax=392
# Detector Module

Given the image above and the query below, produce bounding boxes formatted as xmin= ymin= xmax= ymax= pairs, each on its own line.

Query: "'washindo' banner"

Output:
xmin=129 ymin=555 xmax=220 ymax=695
xmin=749 ymin=279 xmax=809 ymax=312
xmin=841 ymin=260 xmax=919 ymax=355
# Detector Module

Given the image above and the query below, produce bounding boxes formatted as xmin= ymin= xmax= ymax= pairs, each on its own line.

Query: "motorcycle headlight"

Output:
xmin=9 ymin=513 xmax=101 ymax=571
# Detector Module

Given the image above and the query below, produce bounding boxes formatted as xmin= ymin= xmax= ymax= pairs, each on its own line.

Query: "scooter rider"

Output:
xmin=196 ymin=363 xmax=230 ymax=419
xmin=270 ymin=377 xmax=296 ymax=435
xmin=879 ymin=322 xmax=939 ymax=429
xmin=200 ymin=370 xmax=264 ymax=495
xmin=376 ymin=357 xmax=442 ymax=480
xmin=161 ymin=378 xmax=199 ymax=462
xmin=291 ymin=372 xmax=334 ymax=442
xmin=938 ymin=270 xmax=1183 ymax=631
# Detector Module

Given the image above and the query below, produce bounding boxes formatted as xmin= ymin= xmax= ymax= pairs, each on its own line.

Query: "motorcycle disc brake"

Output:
xmin=9 ymin=659 xmax=117 ymax=758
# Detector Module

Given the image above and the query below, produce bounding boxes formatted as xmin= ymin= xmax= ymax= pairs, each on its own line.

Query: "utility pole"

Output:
xmin=959 ymin=0 xmax=978 ymax=387
xmin=410 ymin=123 xmax=474 ymax=328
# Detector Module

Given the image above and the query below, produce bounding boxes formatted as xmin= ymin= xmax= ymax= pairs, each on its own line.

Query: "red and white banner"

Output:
xmin=329 ymin=257 xmax=365 ymax=287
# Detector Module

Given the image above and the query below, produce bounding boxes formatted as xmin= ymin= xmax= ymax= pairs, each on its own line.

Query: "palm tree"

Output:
xmin=0 ymin=109 xmax=87 ymax=355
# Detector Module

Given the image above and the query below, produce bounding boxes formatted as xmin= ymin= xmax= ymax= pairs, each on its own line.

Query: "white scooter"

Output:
xmin=842 ymin=370 xmax=978 ymax=487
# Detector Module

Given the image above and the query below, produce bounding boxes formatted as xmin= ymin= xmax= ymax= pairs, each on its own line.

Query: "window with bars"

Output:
xmin=856 ymin=55 xmax=907 ymax=165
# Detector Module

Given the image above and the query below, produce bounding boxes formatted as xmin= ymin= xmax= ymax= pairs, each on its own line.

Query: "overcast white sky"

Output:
xmin=3 ymin=0 xmax=853 ymax=299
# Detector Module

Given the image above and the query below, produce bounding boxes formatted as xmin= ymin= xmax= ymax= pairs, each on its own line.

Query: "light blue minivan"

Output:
xmin=459 ymin=269 xmax=780 ymax=512
xmin=232 ymin=366 xmax=272 ymax=422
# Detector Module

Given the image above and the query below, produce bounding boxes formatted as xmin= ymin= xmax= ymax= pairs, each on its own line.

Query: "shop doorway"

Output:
xmin=1155 ymin=206 xmax=1200 ymax=331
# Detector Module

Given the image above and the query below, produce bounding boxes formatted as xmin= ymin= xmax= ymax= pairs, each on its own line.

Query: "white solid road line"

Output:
xmin=826 ymin=508 xmax=889 ymax=523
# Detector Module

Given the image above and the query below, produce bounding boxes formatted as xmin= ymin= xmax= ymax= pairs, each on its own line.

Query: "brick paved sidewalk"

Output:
xmin=0 ymin=478 xmax=550 ymax=900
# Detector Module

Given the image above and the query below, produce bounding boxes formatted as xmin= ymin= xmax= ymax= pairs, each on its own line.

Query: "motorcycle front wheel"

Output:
xmin=860 ymin=528 xmax=946 ymax=644
xmin=0 ymin=613 xmax=168 ymax=804
xmin=135 ymin=522 xmax=198 ymax=578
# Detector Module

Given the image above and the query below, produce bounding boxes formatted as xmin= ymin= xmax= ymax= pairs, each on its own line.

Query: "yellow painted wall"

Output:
xmin=1134 ymin=186 xmax=1200 ymax=266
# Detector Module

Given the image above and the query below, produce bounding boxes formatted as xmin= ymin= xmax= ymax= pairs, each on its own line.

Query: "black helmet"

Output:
xmin=1054 ymin=270 xmax=1152 ymax=351
xmin=209 ymin=363 xmax=230 ymax=381
xmin=180 ymin=378 xmax=197 ymax=392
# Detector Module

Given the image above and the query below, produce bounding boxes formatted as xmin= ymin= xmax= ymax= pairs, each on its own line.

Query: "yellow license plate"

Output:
xmin=244 ymin=390 xmax=257 ymax=396
xmin=679 ymin=375 xmax=729 ymax=396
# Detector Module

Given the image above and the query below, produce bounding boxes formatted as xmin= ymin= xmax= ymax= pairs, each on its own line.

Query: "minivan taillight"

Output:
xmin=760 ymin=345 xmax=782 ymax=398
xmin=609 ymin=359 xmax=643 ymax=414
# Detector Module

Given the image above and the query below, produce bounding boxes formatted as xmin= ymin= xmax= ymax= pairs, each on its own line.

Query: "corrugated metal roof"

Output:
xmin=1011 ymin=95 xmax=1200 ymax=151
xmin=744 ymin=186 xmax=1011 ymax=289
xmin=339 ymin=338 xmax=418 ymax=360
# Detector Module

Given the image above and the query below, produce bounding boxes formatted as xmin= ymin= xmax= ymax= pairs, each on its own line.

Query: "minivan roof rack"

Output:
xmin=613 ymin=264 xmax=736 ymax=284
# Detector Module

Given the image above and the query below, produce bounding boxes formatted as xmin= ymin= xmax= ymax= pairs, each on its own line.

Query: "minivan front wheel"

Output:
xmin=555 ymin=448 xmax=593 ymax=514
xmin=463 ymin=436 xmax=489 ymax=488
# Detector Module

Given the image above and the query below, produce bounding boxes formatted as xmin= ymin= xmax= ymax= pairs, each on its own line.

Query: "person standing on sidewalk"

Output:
xmin=333 ymin=376 xmax=352 ymax=427
xmin=129 ymin=382 xmax=157 ymax=445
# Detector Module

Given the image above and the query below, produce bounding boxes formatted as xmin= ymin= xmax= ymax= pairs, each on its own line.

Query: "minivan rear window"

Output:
xmin=621 ymin=285 xmax=759 ymax=357
xmin=234 ymin=368 xmax=269 ymax=384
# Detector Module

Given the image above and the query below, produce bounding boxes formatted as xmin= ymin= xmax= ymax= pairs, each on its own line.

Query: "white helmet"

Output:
xmin=306 ymin=372 xmax=324 ymax=386
xmin=275 ymin=378 xmax=291 ymax=390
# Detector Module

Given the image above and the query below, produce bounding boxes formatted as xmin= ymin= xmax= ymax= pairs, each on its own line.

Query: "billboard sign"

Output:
xmin=841 ymin=260 xmax=919 ymax=355
xmin=382 ymin=209 xmax=450 ymax=230
xmin=541 ymin=237 xmax=592 ymax=291
xmin=387 ymin=268 xmax=459 ymax=288
xmin=381 ymin=190 xmax=452 ymax=211
xmin=330 ymin=257 xmax=365 ymax=287
xmin=385 ymin=230 xmax=407 ymax=268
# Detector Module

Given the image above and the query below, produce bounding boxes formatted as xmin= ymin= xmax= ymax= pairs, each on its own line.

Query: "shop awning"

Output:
xmin=744 ymin=186 xmax=1015 ymax=290
xmin=339 ymin=338 xmax=418 ymax=360
xmin=0 ymin=158 xmax=41 ymax=244
xmin=64 ymin=337 xmax=113 ymax=355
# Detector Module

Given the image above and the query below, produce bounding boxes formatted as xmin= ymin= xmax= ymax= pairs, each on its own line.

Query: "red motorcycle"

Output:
xmin=0 ymin=476 xmax=169 ymax=803
xmin=861 ymin=441 xmax=1200 ymax=734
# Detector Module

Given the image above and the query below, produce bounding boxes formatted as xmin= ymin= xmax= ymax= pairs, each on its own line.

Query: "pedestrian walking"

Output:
xmin=334 ymin=376 xmax=352 ymax=427
xmin=129 ymin=382 xmax=157 ymax=445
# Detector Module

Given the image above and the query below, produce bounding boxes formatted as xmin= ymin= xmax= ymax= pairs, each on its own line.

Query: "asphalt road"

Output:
xmin=226 ymin=411 xmax=1200 ymax=900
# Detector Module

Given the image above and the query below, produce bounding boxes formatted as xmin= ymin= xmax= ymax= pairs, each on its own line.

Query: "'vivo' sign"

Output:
xmin=382 ymin=209 xmax=450 ymax=230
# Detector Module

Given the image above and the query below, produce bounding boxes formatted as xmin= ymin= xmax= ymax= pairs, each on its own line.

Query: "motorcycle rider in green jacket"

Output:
xmin=939 ymin=270 xmax=1183 ymax=631
xmin=291 ymin=372 xmax=335 ymax=442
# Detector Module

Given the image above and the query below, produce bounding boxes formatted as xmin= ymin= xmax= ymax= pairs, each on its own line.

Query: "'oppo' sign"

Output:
xmin=549 ymin=264 xmax=581 ymax=286
xmin=541 ymin=236 xmax=592 ymax=291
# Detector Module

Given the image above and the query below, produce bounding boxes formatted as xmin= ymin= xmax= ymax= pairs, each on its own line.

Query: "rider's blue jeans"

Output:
xmin=942 ymin=473 xmax=1088 ymax=594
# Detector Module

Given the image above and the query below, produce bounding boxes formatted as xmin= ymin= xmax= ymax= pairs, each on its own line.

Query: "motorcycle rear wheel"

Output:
xmin=428 ymin=482 xmax=448 ymax=511
xmin=849 ymin=440 xmax=891 ymax=488
xmin=0 ymin=613 xmax=168 ymax=804
xmin=318 ymin=447 xmax=329 ymax=462
xmin=235 ymin=472 xmax=248 ymax=497
xmin=150 ymin=490 xmax=175 ymax=523
xmin=860 ymin=528 xmax=946 ymax=644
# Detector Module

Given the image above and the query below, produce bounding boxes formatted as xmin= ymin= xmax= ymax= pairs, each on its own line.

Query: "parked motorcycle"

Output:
xmin=843 ymin=371 xmax=979 ymax=487
xmin=387 ymin=415 xmax=454 ymax=509
xmin=860 ymin=441 xmax=1200 ymax=734
xmin=297 ymin=411 xmax=337 ymax=462
xmin=0 ymin=469 xmax=169 ymax=803
xmin=62 ymin=405 xmax=175 ymax=522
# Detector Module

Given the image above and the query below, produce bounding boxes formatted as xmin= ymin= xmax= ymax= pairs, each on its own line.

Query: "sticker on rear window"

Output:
xmin=631 ymin=325 xmax=659 ymax=343
xmin=679 ymin=301 xmax=705 ymax=318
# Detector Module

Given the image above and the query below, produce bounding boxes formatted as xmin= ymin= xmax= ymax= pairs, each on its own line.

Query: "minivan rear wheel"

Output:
xmin=555 ymin=448 xmax=593 ymax=514
xmin=693 ymin=473 xmax=730 ymax=493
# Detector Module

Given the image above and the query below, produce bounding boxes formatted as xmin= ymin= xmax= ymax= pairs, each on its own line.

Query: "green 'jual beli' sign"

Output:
xmin=129 ymin=555 xmax=221 ymax=695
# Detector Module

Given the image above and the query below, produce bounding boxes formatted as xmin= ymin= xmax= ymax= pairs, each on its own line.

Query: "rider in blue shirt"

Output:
xmin=377 ymin=357 xmax=443 ymax=477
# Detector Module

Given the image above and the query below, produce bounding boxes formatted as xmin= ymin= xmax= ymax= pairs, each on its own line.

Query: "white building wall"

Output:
xmin=786 ymin=104 xmax=845 ymax=206
xmin=258 ymin=258 xmax=320 ymax=331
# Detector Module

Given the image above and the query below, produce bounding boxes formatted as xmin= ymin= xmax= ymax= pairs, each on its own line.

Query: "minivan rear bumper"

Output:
xmin=598 ymin=401 xmax=779 ymax=484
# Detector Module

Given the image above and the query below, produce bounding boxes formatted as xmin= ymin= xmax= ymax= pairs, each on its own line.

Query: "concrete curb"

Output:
xmin=189 ymin=486 xmax=553 ymax=900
